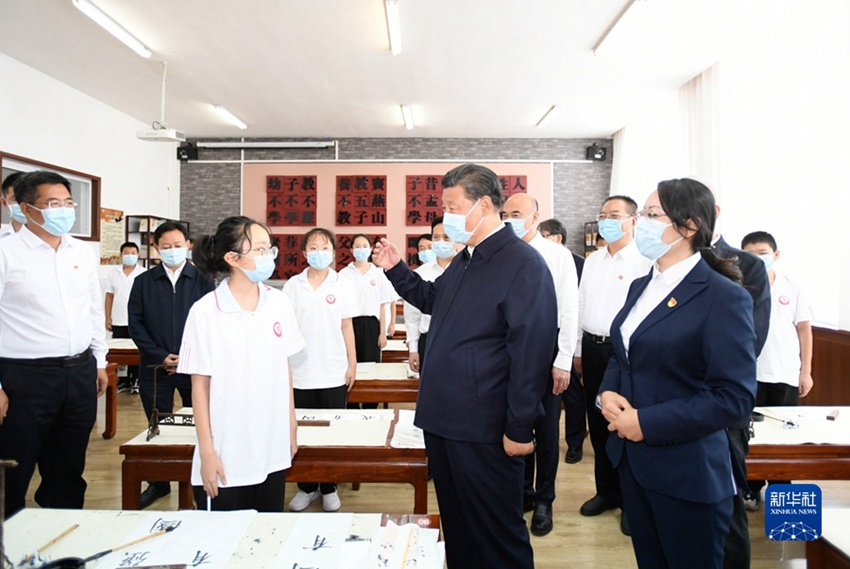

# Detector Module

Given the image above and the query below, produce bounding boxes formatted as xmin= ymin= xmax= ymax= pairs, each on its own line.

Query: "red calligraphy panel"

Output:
xmin=266 ymin=175 xmax=317 ymax=227
xmin=405 ymin=175 xmax=442 ymax=227
xmin=335 ymin=233 xmax=385 ymax=272
xmin=406 ymin=233 xmax=431 ymax=268
xmin=271 ymin=233 xmax=307 ymax=280
xmin=498 ymin=175 xmax=528 ymax=199
xmin=335 ymin=175 xmax=387 ymax=228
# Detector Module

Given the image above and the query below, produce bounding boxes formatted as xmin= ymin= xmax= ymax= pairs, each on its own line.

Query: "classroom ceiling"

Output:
xmin=0 ymin=0 xmax=731 ymax=139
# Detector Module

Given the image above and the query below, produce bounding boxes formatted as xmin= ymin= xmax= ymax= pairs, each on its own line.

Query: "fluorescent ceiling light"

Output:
xmin=72 ymin=0 xmax=152 ymax=58
xmin=592 ymin=0 xmax=645 ymax=57
xmin=400 ymin=104 xmax=415 ymax=130
xmin=535 ymin=105 xmax=557 ymax=128
xmin=385 ymin=0 xmax=402 ymax=55
xmin=213 ymin=105 xmax=248 ymax=130
xmin=195 ymin=141 xmax=335 ymax=149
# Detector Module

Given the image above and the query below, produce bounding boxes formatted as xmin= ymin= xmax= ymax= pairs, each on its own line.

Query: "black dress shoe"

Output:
xmin=579 ymin=495 xmax=619 ymax=517
xmin=531 ymin=502 xmax=553 ymax=536
xmin=140 ymin=484 xmax=171 ymax=509
xmin=565 ymin=447 xmax=583 ymax=464
xmin=620 ymin=511 xmax=631 ymax=536
xmin=523 ymin=496 xmax=536 ymax=513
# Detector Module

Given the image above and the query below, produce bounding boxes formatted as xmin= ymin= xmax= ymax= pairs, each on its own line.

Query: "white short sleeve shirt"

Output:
xmin=177 ymin=279 xmax=306 ymax=487
xmin=339 ymin=262 xmax=399 ymax=318
xmin=105 ymin=264 xmax=146 ymax=325
xmin=283 ymin=268 xmax=359 ymax=389
xmin=756 ymin=271 xmax=813 ymax=386
xmin=404 ymin=260 xmax=448 ymax=353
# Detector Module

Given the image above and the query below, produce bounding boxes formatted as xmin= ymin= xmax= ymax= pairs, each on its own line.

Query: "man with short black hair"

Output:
xmin=0 ymin=172 xmax=26 ymax=239
xmin=105 ymin=241 xmax=146 ymax=393
xmin=128 ymin=220 xmax=214 ymax=508
xmin=0 ymin=170 xmax=109 ymax=517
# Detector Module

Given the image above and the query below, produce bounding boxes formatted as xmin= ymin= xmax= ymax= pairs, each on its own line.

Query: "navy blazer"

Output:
xmin=128 ymin=262 xmax=215 ymax=381
xmin=599 ymin=258 xmax=757 ymax=504
xmin=386 ymin=224 xmax=558 ymax=444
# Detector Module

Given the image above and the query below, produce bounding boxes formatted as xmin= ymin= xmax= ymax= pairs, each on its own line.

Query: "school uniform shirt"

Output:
xmin=0 ymin=224 xmax=15 ymax=240
xmin=283 ymin=268 xmax=359 ymax=390
xmin=529 ymin=232 xmax=579 ymax=369
xmin=0 ymin=226 xmax=107 ymax=367
xmin=756 ymin=271 xmax=813 ymax=386
xmin=403 ymin=259 xmax=448 ymax=353
xmin=575 ymin=240 xmax=652 ymax=356
xmin=105 ymin=264 xmax=146 ymax=326
xmin=339 ymin=262 xmax=399 ymax=318
xmin=177 ymin=279 xmax=306 ymax=487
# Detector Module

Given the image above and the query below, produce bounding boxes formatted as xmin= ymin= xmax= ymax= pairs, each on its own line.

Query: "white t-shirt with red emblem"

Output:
xmin=283 ymin=267 xmax=359 ymax=389
xmin=339 ymin=262 xmax=399 ymax=318
xmin=177 ymin=279 xmax=306 ymax=487
xmin=757 ymin=271 xmax=813 ymax=386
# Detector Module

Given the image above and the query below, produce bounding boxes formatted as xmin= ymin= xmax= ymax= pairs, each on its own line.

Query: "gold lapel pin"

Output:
xmin=667 ymin=297 xmax=677 ymax=308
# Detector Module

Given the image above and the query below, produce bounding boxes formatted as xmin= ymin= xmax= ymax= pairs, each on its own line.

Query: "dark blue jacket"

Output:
xmin=128 ymin=262 xmax=215 ymax=381
xmin=386 ymin=224 xmax=558 ymax=444
xmin=600 ymin=259 xmax=757 ymax=504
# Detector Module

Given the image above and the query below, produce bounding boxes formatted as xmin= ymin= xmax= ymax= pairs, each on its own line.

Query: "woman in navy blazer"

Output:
xmin=599 ymin=178 xmax=757 ymax=569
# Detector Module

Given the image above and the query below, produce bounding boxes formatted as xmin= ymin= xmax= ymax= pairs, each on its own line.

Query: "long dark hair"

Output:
xmin=193 ymin=216 xmax=270 ymax=279
xmin=656 ymin=178 xmax=742 ymax=284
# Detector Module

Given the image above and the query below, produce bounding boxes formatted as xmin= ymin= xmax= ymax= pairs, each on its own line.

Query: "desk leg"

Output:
xmin=102 ymin=364 xmax=118 ymax=439
xmin=412 ymin=464 xmax=429 ymax=514
xmin=122 ymin=460 xmax=142 ymax=510
xmin=179 ymin=480 xmax=194 ymax=509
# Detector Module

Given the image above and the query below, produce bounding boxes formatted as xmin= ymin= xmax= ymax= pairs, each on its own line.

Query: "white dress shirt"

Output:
xmin=528 ymin=232 xmax=579 ymax=369
xmin=0 ymin=224 xmax=15 ymax=240
xmin=576 ymin=240 xmax=652 ymax=356
xmin=105 ymin=264 xmax=147 ymax=326
xmin=620 ymin=252 xmax=702 ymax=356
xmin=404 ymin=259 xmax=449 ymax=353
xmin=163 ymin=262 xmax=185 ymax=291
xmin=0 ymin=226 xmax=108 ymax=369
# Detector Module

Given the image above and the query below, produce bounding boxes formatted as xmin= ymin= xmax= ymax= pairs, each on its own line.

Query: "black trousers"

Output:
xmin=581 ymin=336 xmax=621 ymax=504
xmin=0 ymin=356 xmax=97 ymax=518
xmin=193 ymin=469 xmax=286 ymax=512
xmin=350 ymin=316 xmax=380 ymax=410
xmin=418 ymin=332 xmax=428 ymax=372
xmin=523 ymin=376 xmax=560 ymax=504
xmin=110 ymin=326 xmax=138 ymax=381
xmin=294 ymin=385 xmax=348 ymax=495
xmin=747 ymin=382 xmax=798 ymax=496
xmin=140 ymin=371 xmax=192 ymax=490
xmin=723 ymin=427 xmax=751 ymax=569
xmin=563 ymin=365 xmax=586 ymax=450
xmin=425 ymin=431 xmax=534 ymax=569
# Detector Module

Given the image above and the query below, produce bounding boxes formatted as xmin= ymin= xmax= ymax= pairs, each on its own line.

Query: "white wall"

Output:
xmin=0 ymin=52 xmax=180 ymax=275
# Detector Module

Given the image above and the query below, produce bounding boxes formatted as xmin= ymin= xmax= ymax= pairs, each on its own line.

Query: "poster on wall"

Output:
xmin=499 ymin=175 xmax=528 ymax=198
xmin=335 ymin=175 xmax=387 ymax=227
xmin=266 ymin=175 xmax=317 ymax=227
xmin=405 ymin=175 xmax=442 ymax=227
xmin=336 ymin=233 xmax=385 ymax=271
xmin=100 ymin=207 xmax=125 ymax=265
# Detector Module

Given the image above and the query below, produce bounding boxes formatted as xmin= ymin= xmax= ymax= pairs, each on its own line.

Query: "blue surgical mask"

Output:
xmin=597 ymin=218 xmax=627 ymax=243
xmin=506 ymin=213 xmax=533 ymax=239
xmin=443 ymin=199 xmax=483 ymax=245
xmin=240 ymin=254 xmax=276 ymax=282
xmin=634 ymin=218 xmax=682 ymax=261
xmin=418 ymin=249 xmax=436 ymax=264
xmin=759 ymin=254 xmax=775 ymax=272
xmin=8 ymin=203 xmax=27 ymax=224
xmin=307 ymin=250 xmax=334 ymax=270
xmin=122 ymin=254 xmax=139 ymax=266
xmin=30 ymin=205 xmax=75 ymax=236
xmin=160 ymin=247 xmax=188 ymax=267
xmin=187 ymin=250 xmax=193 ymax=260
xmin=431 ymin=241 xmax=454 ymax=259
xmin=353 ymin=248 xmax=372 ymax=262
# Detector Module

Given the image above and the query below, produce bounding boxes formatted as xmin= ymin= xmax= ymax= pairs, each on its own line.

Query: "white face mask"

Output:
xmin=442 ymin=199 xmax=483 ymax=244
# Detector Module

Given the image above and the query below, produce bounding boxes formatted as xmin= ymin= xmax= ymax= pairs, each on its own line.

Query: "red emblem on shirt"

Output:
xmin=273 ymin=322 xmax=282 ymax=337
xmin=326 ymin=294 xmax=336 ymax=304
xmin=779 ymin=296 xmax=790 ymax=305
xmin=618 ymin=275 xmax=624 ymax=280
xmin=370 ymin=279 xmax=377 ymax=286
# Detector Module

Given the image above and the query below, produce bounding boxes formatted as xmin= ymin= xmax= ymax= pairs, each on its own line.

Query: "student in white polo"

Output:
xmin=283 ymin=228 xmax=358 ymax=512
xmin=177 ymin=216 xmax=305 ymax=511
xmin=105 ymin=241 xmax=146 ymax=393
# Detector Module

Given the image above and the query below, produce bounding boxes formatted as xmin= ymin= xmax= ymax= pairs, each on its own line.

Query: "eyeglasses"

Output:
xmin=596 ymin=213 xmax=632 ymax=222
xmin=233 ymin=245 xmax=279 ymax=259
xmin=637 ymin=209 xmax=668 ymax=220
xmin=32 ymin=200 xmax=78 ymax=210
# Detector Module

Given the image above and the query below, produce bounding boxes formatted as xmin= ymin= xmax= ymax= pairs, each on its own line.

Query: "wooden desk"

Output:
xmin=101 ymin=362 xmax=119 ymax=439
xmin=119 ymin=409 xmax=429 ymax=514
xmin=806 ymin=508 xmax=850 ymax=568
xmin=106 ymin=337 xmax=140 ymax=366
xmin=392 ymin=322 xmax=406 ymax=340
xmin=382 ymin=339 xmax=409 ymax=363
xmin=349 ymin=362 xmax=419 ymax=404
xmin=746 ymin=406 xmax=850 ymax=480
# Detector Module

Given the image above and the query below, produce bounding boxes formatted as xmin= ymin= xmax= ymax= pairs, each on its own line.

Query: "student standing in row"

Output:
xmin=741 ymin=230 xmax=813 ymax=510
xmin=105 ymin=241 xmax=146 ymax=393
xmin=0 ymin=170 xmax=109 ymax=518
xmin=178 ymin=216 xmax=305 ymax=511
xmin=0 ymin=173 xmax=26 ymax=240
xmin=284 ymin=228 xmax=358 ymax=513
xmin=128 ymin=221 xmax=215 ymax=509
xmin=405 ymin=218 xmax=456 ymax=375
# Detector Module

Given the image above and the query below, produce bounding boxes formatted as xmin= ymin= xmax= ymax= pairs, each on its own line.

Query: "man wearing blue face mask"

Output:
xmin=105 ymin=242 xmax=146 ymax=393
xmin=128 ymin=220 xmax=215 ymax=508
xmin=0 ymin=173 xmax=27 ymax=239
xmin=0 ymin=170 xmax=109 ymax=518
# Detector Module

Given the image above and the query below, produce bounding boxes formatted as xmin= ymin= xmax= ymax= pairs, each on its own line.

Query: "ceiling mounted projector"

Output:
xmin=137 ymin=61 xmax=184 ymax=143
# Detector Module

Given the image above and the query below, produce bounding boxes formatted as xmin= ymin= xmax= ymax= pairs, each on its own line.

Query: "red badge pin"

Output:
xmin=370 ymin=279 xmax=377 ymax=286
xmin=667 ymin=297 xmax=677 ymax=308
xmin=618 ymin=275 xmax=624 ymax=280
xmin=326 ymin=294 xmax=336 ymax=304
xmin=779 ymin=296 xmax=790 ymax=305
xmin=273 ymin=322 xmax=282 ymax=337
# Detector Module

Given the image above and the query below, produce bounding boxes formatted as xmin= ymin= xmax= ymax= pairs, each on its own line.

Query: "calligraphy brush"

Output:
xmin=82 ymin=526 xmax=177 ymax=563
xmin=20 ymin=524 xmax=79 ymax=565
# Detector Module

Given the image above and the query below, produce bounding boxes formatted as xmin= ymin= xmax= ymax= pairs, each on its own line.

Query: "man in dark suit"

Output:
xmin=713 ymin=226 xmax=770 ymax=569
xmin=373 ymin=164 xmax=557 ymax=568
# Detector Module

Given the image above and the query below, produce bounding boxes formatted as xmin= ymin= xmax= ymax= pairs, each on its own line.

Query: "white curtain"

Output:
xmin=679 ymin=63 xmax=721 ymax=199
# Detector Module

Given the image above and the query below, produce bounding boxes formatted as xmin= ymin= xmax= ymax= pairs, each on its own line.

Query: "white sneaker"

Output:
xmin=322 ymin=491 xmax=341 ymax=512
xmin=289 ymin=490 xmax=320 ymax=512
xmin=743 ymin=491 xmax=760 ymax=512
